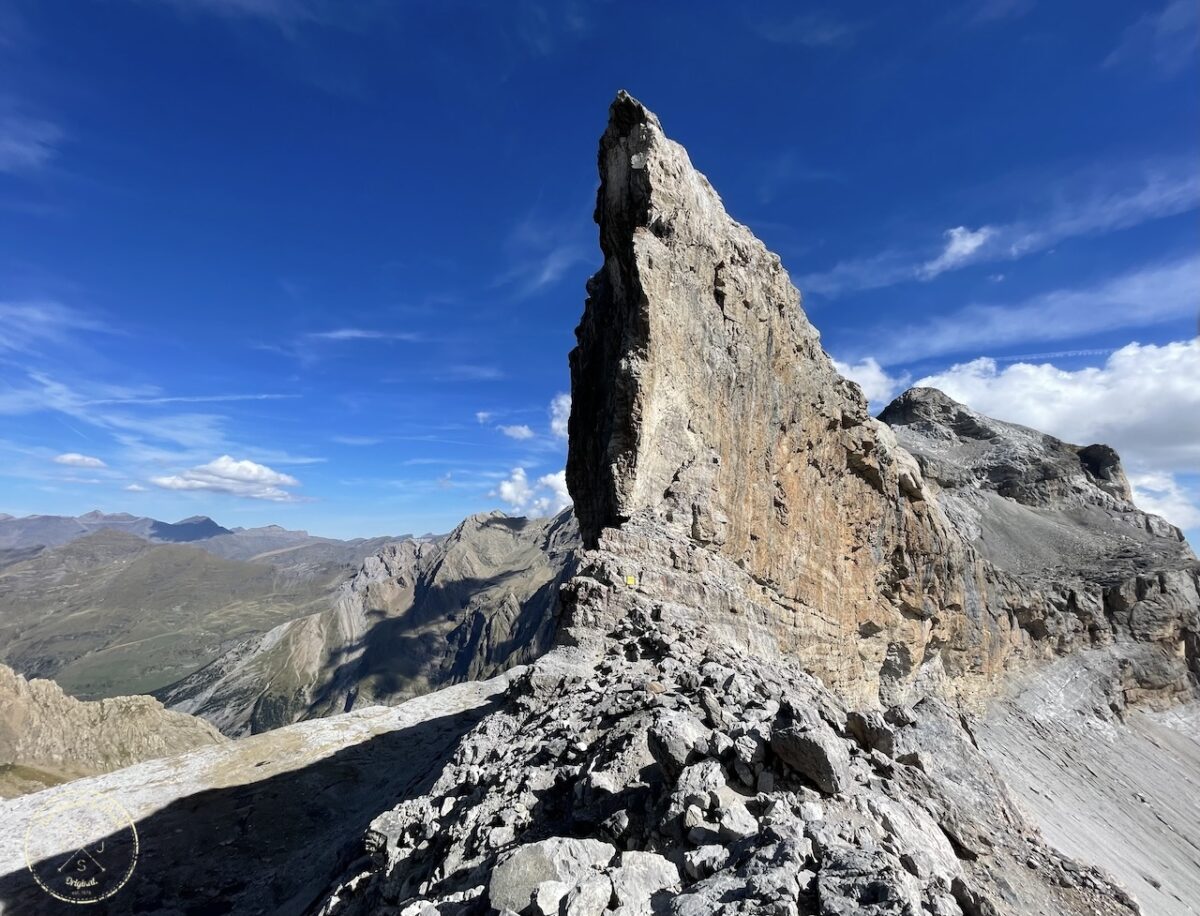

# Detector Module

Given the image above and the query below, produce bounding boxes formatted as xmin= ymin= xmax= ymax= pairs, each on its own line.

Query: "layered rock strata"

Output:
xmin=566 ymin=90 xmax=1197 ymax=708
xmin=1 ymin=91 xmax=1196 ymax=916
xmin=0 ymin=664 xmax=225 ymax=797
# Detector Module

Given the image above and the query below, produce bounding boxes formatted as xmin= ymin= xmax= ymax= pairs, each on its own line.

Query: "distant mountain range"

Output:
xmin=0 ymin=509 xmax=577 ymax=741
xmin=0 ymin=510 xmax=404 ymax=556
xmin=0 ymin=512 xmax=410 ymax=701
xmin=0 ymin=510 xmax=233 ymax=549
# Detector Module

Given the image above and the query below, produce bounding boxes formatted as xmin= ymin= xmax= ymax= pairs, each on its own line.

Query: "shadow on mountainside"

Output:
xmin=0 ymin=696 xmax=502 ymax=915
xmin=294 ymin=571 xmax=565 ymax=726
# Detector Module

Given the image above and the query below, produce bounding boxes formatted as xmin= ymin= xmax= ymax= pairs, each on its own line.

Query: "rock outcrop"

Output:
xmin=159 ymin=510 xmax=577 ymax=735
xmin=566 ymin=91 xmax=1197 ymax=709
xmin=0 ymin=664 xmax=225 ymax=797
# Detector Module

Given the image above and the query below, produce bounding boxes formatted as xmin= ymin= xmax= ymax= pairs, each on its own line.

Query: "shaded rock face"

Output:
xmin=0 ymin=664 xmax=225 ymax=797
xmin=159 ymin=509 xmax=577 ymax=735
xmin=567 ymin=91 xmax=1198 ymax=707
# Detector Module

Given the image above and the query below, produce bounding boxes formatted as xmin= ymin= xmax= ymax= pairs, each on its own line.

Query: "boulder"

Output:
xmin=488 ymin=837 xmax=616 ymax=913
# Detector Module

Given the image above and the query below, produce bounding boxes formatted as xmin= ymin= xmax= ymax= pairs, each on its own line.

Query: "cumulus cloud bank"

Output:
xmin=150 ymin=455 xmax=303 ymax=502
xmin=493 ymin=467 xmax=571 ymax=517
xmin=915 ymin=340 xmax=1200 ymax=530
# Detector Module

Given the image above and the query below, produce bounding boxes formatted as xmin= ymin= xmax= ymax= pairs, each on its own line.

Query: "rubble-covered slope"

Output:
xmin=158 ymin=510 xmax=577 ymax=735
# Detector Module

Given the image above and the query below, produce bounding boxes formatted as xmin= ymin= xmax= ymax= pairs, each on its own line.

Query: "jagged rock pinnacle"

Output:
xmin=563 ymin=92 xmax=1197 ymax=706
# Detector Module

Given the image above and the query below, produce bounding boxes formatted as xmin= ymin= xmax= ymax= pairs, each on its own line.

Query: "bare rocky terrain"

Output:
xmin=0 ymin=663 xmax=225 ymax=798
xmin=0 ymin=92 xmax=1194 ymax=916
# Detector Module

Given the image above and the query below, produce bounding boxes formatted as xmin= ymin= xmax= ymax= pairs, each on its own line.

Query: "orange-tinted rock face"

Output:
xmin=565 ymin=92 xmax=1198 ymax=706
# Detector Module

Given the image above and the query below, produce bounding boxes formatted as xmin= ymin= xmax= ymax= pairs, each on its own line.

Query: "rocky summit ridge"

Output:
xmin=0 ymin=92 xmax=1196 ymax=916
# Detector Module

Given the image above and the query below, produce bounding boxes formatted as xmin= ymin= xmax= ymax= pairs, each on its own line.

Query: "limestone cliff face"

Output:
xmin=0 ymin=663 xmax=225 ymax=796
xmin=565 ymin=91 xmax=1198 ymax=708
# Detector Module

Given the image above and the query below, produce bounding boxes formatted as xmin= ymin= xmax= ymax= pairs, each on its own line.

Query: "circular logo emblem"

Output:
xmin=24 ymin=791 xmax=138 ymax=904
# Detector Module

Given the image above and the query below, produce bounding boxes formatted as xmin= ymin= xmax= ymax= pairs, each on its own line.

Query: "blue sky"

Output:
xmin=0 ymin=0 xmax=1197 ymax=541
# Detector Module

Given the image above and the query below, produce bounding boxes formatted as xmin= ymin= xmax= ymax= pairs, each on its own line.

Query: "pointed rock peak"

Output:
xmin=607 ymin=89 xmax=661 ymax=134
xmin=567 ymin=93 xmax=869 ymax=553
xmin=563 ymin=94 xmax=971 ymax=700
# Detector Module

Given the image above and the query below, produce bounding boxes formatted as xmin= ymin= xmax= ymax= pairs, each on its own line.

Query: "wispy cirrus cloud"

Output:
xmin=0 ymin=370 xmax=300 ymax=460
xmin=303 ymin=327 xmax=420 ymax=342
xmin=0 ymin=301 xmax=106 ymax=353
xmin=439 ymin=364 xmax=504 ymax=382
xmin=755 ymin=151 xmax=843 ymax=205
xmin=0 ymin=113 xmax=62 ymax=174
xmin=801 ymin=161 xmax=1200 ymax=296
xmin=494 ymin=206 xmax=593 ymax=299
xmin=53 ymin=452 xmax=106 ymax=468
xmin=917 ymin=226 xmax=996 ymax=280
xmin=262 ymin=326 xmax=421 ymax=365
xmin=753 ymin=11 xmax=860 ymax=48
xmin=498 ymin=424 xmax=535 ymax=441
xmin=843 ymin=254 xmax=1199 ymax=366
xmin=331 ymin=434 xmax=383 ymax=446
xmin=1105 ymin=1 xmax=1198 ymax=77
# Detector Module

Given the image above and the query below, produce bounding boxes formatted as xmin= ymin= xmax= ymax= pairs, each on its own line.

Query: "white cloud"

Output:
xmin=855 ymin=255 xmax=1199 ymax=365
xmin=1129 ymin=472 xmax=1200 ymax=530
xmin=912 ymin=340 xmax=1200 ymax=531
xmin=124 ymin=483 xmax=147 ymax=492
xmin=918 ymin=226 xmax=995 ymax=279
xmin=1105 ymin=1 xmax=1198 ymax=76
xmin=475 ymin=411 xmax=493 ymax=424
xmin=499 ymin=424 xmax=535 ymax=441
xmin=550 ymin=393 xmax=570 ymax=439
xmin=53 ymin=452 xmax=106 ymax=469
xmin=800 ymin=162 xmax=1200 ymax=296
xmin=492 ymin=467 xmax=572 ymax=517
xmin=442 ymin=365 xmax=503 ymax=382
xmin=150 ymin=455 xmax=302 ymax=502
xmin=831 ymin=357 xmax=909 ymax=406
xmin=0 ymin=114 xmax=61 ymax=173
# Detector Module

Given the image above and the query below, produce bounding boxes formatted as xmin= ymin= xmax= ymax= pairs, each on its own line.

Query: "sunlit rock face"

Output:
xmin=565 ymin=91 xmax=1197 ymax=707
